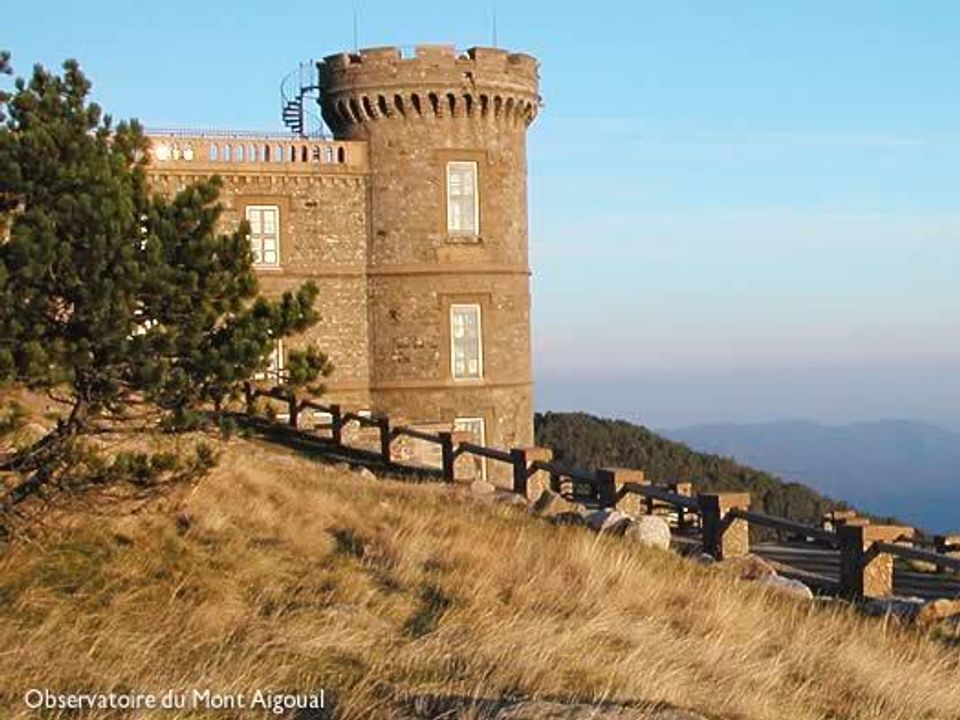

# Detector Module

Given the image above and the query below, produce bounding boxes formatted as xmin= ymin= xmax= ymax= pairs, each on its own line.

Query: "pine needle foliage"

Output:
xmin=0 ymin=54 xmax=330 ymax=514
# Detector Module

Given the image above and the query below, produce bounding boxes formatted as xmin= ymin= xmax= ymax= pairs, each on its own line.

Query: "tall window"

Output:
xmin=446 ymin=161 xmax=479 ymax=236
xmin=454 ymin=417 xmax=486 ymax=480
xmin=450 ymin=304 xmax=482 ymax=380
xmin=245 ymin=205 xmax=280 ymax=266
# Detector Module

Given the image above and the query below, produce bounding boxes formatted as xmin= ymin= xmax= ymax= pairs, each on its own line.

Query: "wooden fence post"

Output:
xmin=329 ymin=404 xmax=343 ymax=446
xmin=698 ymin=492 xmax=751 ymax=561
xmin=934 ymin=534 xmax=959 ymax=575
xmin=377 ymin=415 xmax=392 ymax=464
xmin=287 ymin=391 xmax=299 ymax=429
xmin=439 ymin=432 xmax=456 ymax=482
xmin=839 ymin=525 xmax=914 ymax=598
xmin=595 ymin=468 xmax=645 ymax=515
xmin=243 ymin=382 xmax=256 ymax=416
xmin=509 ymin=447 xmax=553 ymax=500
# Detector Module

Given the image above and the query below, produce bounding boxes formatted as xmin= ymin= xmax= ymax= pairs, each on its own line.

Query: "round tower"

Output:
xmin=318 ymin=45 xmax=541 ymax=481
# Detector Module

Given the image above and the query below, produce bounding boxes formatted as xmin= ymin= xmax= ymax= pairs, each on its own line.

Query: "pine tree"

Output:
xmin=0 ymin=56 xmax=330 ymax=506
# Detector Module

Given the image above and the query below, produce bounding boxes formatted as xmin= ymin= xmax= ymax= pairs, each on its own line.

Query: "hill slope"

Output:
xmin=2 ymin=437 xmax=959 ymax=719
xmin=664 ymin=419 xmax=960 ymax=533
xmin=535 ymin=411 xmax=855 ymax=525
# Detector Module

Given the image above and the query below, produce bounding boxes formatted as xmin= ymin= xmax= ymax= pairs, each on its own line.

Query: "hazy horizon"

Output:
xmin=534 ymin=365 xmax=960 ymax=433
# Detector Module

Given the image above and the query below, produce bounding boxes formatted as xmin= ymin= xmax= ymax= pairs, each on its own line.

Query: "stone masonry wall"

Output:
xmin=145 ymin=45 xmax=541 ymax=480
xmin=318 ymin=45 xmax=540 ymax=475
xmin=146 ymin=139 xmax=371 ymax=406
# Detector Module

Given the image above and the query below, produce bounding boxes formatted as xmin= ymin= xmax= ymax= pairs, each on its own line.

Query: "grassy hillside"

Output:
xmin=535 ymin=411 xmax=857 ymax=526
xmin=2 ymin=436 xmax=959 ymax=719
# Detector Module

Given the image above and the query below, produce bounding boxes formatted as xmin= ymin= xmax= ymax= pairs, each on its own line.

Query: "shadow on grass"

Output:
xmin=404 ymin=583 xmax=454 ymax=638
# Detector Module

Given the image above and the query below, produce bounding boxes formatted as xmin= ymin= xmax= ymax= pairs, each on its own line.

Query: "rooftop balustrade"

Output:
xmin=144 ymin=130 xmax=368 ymax=171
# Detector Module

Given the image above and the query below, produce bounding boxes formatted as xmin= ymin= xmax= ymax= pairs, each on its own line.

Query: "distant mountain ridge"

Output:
xmin=534 ymin=412 xmax=858 ymax=532
xmin=663 ymin=419 xmax=960 ymax=534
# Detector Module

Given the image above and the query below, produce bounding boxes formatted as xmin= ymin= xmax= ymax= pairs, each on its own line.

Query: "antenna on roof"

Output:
xmin=491 ymin=6 xmax=498 ymax=47
xmin=353 ymin=6 xmax=359 ymax=51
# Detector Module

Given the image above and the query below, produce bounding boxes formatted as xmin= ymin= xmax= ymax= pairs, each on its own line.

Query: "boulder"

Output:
xmin=529 ymin=489 xmax=583 ymax=518
xmin=915 ymin=598 xmax=960 ymax=627
xmin=584 ymin=509 xmax=632 ymax=533
xmin=357 ymin=467 xmax=378 ymax=482
xmin=756 ymin=574 xmax=814 ymax=600
xmin=469 ymin=479 xmax=496 ymax=496
xmin=694 ymin=553 xmax=716 ymax=566
xmin=719 ymin=554 xmax=777 ymax=581
xmin=623 ymin=515 xmax=671 ymax=551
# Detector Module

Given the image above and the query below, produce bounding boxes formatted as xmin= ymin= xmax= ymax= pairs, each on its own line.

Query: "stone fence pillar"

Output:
xmin=595 ymin=468 xmax=645 ymax=516
xmin=669 ymin=482 xmax=693 ymax=530
xmin=510 ymin=447 xmax=553 ymax=501
xmin=699 ymin=492 xmax=751 ymax=560
xmin=838 ymin=525 xmax=914 ymax=598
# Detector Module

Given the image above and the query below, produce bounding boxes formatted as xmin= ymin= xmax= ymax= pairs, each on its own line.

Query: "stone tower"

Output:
xmin=318 ymin=45 xmax=541 ymax=477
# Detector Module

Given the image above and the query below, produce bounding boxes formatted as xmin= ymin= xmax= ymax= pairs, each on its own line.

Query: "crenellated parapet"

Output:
xmin=318 ymin=45 xmax=541 ymax=133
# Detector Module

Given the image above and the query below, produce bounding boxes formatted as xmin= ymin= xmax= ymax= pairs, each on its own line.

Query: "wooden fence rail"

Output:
xmin=728 ymin=508 xmax=840 ymax=546
xmin=456 ymin=441 xmax=514 ymax=464
xmin=240 ymin=382 xmax=959 ymax=600
xmin=873 ymin=542 xmax=960 ymax=574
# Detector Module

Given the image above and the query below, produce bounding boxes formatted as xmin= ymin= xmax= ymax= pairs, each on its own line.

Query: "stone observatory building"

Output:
xmin=146 ymin=45 xmax=541 ymax=482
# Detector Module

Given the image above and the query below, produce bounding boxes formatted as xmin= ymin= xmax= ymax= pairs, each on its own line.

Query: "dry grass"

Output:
xmin=1 ymin=437 xmax=959 ymax=719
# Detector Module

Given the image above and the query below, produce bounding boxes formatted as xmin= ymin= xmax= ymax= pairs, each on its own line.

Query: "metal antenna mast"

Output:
xmin=353 ymin=6 xmax=359 ymax=51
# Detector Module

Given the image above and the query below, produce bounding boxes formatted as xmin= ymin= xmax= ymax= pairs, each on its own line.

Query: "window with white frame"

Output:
xmin=454 ymin=416 xmax=486 ymax=480
xmin=450 ymin=304 xmax=482 ymax=380
xmin=254 ymin=339 xmax=284 ymax=382
xmin=245 ymin=205 xmax=280 ymax=266
xmin=446 ymin=161 xmax=479 ymax=236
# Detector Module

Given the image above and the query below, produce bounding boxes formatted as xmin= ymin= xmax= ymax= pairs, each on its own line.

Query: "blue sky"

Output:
xmin=8 ymin=0 xmax=960 ymax=428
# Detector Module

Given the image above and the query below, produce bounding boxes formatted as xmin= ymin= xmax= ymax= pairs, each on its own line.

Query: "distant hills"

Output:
xmin=534 ymin=412 xmax=855 ymax=529
xmin=663 ymin=419 xmax=960 ymax=534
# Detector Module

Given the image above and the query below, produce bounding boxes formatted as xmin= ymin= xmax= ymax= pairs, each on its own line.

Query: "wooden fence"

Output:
xmin=243 ymin=383 xmax=960 ymax=600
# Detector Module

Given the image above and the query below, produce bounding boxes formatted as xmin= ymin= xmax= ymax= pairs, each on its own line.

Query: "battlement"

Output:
xmin=322 ymin=45 xmax=538 ymax=80
xmin=318 ymin=45 xmax=540 ymax=132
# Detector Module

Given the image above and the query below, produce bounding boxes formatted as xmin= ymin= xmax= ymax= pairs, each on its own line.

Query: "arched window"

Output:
xmin=235 ymin=145 xmax=244 ymax=162
xmin=337 ymin=146 xmax=346 ymax=163
xmin=289 ymin=145 xmax=297 ymax=162
xmin=311 ymin=145 xmax=320 ymax=162
xmin=300 ymin=145 xmax=308 ymax=162
xmin=274 ymin=144 xmax=283 ymax=162
xmin=322 ymin=146 xmax=334 ymax=164
xmin=263 ymin=144 xmax=271 ymax=162
xmin=248 ymin=145 xmax=257 ymax=162
xmin=222 ymin=145 xmax=231 ymax=161
xmin=208 ymin=144 xmax=218 ymax=161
